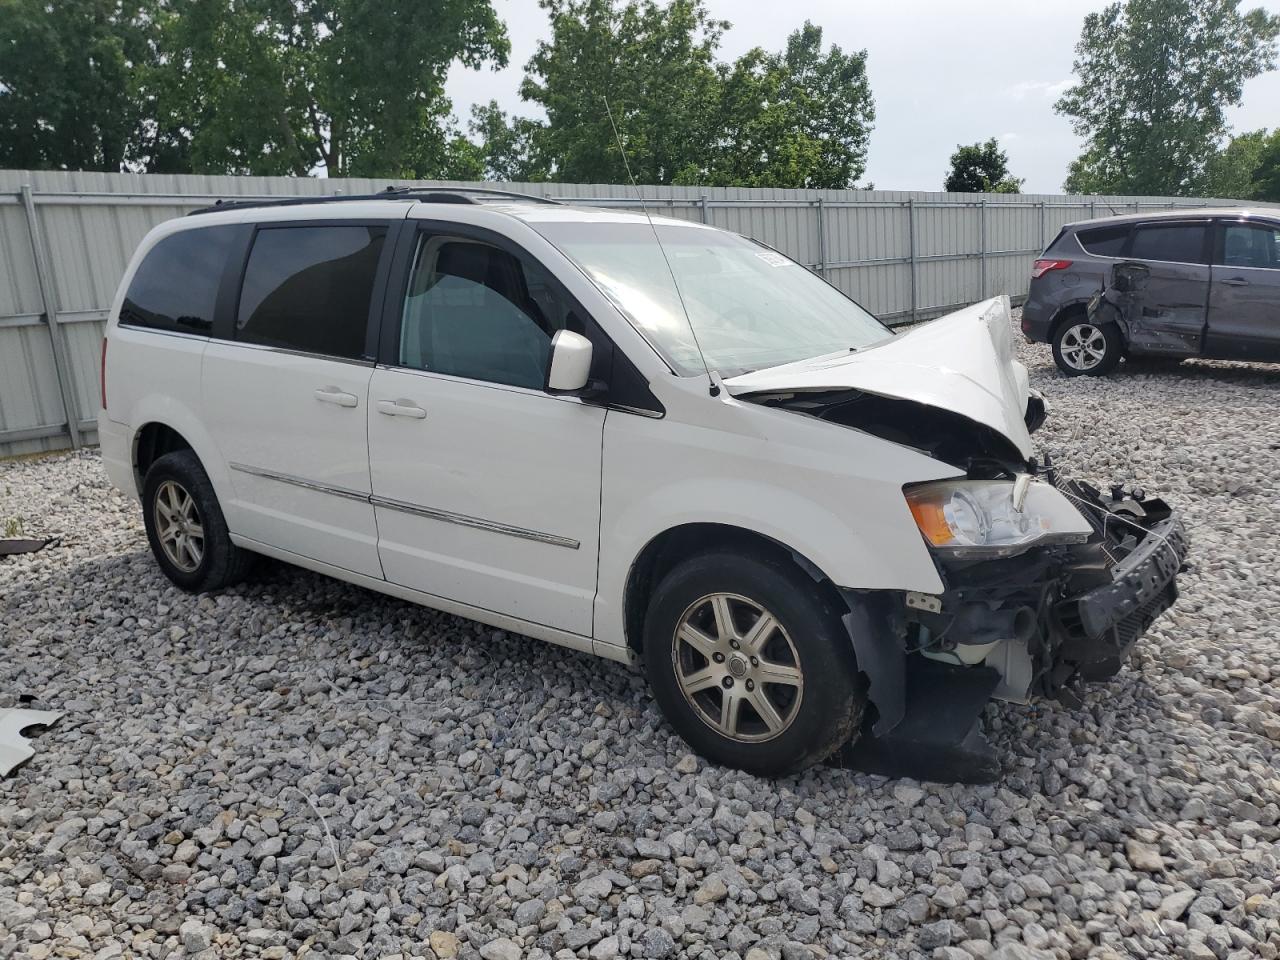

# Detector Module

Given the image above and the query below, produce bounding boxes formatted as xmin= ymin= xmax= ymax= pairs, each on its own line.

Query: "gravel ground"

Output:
xmin=2 ymin=315 xmax=1278 ymax=960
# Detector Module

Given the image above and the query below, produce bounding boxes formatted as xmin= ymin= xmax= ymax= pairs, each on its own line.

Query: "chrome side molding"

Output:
xmin=228 ymin=462 xmax=579 ymax=549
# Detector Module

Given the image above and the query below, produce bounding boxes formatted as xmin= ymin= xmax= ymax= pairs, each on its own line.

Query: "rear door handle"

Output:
xmin=314 ymin=386 xmax=359 ymax=408
xmin=376 ymin=398 xmax=427 ymax=419
xmin=1220 ymin=277 xmax=1250 ymax=286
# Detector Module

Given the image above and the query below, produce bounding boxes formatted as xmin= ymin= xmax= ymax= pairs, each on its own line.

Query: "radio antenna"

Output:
xmin=603 ymin=97 xmax=719 ymax=396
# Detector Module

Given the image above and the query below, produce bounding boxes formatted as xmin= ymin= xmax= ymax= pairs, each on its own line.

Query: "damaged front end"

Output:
xmin=753 ymin=388 xmax=1187 ymax=783
xmin=905 ymin=471 xmax=1187 ymax=704
xmin=729 ymin=297 xmax=1188 ymax=781
xmin=836 ymin=472 xmax=1188 ymax=783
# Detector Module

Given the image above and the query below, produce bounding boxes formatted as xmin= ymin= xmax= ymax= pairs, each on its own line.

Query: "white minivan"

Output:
xmin=98 ymin=188 xmax=1187 ymax=778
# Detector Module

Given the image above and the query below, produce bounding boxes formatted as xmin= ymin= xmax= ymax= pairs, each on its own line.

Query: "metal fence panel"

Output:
xmin=0 ymin=169 xmax=1267 ymax=457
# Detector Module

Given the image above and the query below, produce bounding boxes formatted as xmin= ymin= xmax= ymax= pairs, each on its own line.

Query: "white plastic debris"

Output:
xmin=0 ymin=708 xmax=62 ymax=776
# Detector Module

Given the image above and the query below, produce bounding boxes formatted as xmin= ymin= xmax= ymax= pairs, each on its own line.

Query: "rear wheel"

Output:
xmin=142 ymin=451 xmax=255 ymax=592
xmin=643 ymin=551 xmax=865 ymax=776
xmin=1052 ymin=318 xmax=1123 ymax=376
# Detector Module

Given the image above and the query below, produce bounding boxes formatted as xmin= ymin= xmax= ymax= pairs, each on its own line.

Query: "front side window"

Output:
xmin=120 ymin=225 xmax=239 ymax=334
xmin=1221 ymin=223 xmax=1280 ymax=270
xmin=236 ymin=225 xmax=387 ymax=360
xmin=533 ymin=222 xmax=890 ymax=377
xmin=398 ymin=235 xmax=570 ymax=389
xmin=1128 ymin=223 xmax=1207 ymax=265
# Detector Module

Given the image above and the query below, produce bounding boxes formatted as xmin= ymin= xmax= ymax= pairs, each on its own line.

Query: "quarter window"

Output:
xmin=1221 ymin=223 xmax=1280 ymax=270
xmin=1076 ymin=225 xmax=1129 ymax=257
xmin=398 ymin=235 xmax=570 ymax=389
xmin=120 ymin=225 xmax=239 ymax=334
xmin=1128 ymin=223 xmax=1207 ymax=264
xmin=236 ymin=225 xmax=387 ymax=360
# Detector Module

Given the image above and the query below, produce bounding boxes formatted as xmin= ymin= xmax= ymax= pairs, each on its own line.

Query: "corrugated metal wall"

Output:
xmin=0 ymin=169 xmax=1246 ymax=457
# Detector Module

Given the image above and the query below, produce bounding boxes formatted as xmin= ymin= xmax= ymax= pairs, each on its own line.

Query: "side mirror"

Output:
xmin=546 ymin=329 xmax=593 ymax=393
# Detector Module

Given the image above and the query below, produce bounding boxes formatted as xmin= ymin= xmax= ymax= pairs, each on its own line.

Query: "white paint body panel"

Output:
xmin=201 ymin=342 xmax=383 ymax=578
xmin=367 ymin=366 xmax=605 ymax=636
xmin=102 ymin=200 xmax=1036 ymax=670
xmin=591 ymin=378 xmax=959 ymax=652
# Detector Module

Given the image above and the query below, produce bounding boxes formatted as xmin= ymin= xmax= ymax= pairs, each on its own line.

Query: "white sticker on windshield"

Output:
xmin=754 ymin=251 xmax=791 ymax=267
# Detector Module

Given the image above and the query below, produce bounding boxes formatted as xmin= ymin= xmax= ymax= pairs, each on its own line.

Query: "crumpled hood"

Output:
xmin=724 ymin=296 xmax=1035 ymax=459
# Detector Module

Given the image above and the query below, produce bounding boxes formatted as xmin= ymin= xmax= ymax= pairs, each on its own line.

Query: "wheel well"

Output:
xmin=1048 ymin=302 xmax=1088 ymax=342
xmin=133 ymin=423 xmax=193 ymax=489
xmin=622 ymin=523 xmax=844 ymax=654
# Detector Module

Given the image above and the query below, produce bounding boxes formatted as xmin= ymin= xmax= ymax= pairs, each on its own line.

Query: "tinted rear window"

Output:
xmin=120 ymin=226 xmax=239 ymax=334
xmin=1129 ymin=223 xmax=1207 ymax=264
xmin=236 ymin=225 xmax=387 ymax=360
xmin=1076 ymin=225 xmax=1129 ymax=256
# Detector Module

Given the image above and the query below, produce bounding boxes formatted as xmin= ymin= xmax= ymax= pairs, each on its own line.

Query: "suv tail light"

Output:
xmin=1031 ymin=258 xmax=1073 ymax=279
xmin=100 ymin=337 xmax=108 ymax=410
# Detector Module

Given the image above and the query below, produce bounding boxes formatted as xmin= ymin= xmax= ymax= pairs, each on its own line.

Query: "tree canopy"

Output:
xmin=1202 ymin=129 xmax=1269 ymax=199
xmin=480 ymin=3 xmax=876 ymax=188
xmin=0 ymin=0 xmax=154 ymax=171
xmin=1246 ymin=129 xmax=1280 ymax=201
xmin=943 ymin=139 xmax=1022 ymax=193
xmin=1056 ymin=0 xmax=1280 ymax=196
xmin=695 ymin=23 xmax=874 ymax=188
xmin=0 ymin=0 xmax=509 ymax=177
xmin=0 ymin=0 xmax=874 ymax=187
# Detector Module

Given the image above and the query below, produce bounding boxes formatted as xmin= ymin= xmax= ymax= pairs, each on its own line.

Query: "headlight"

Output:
xmin=905 ymin=479 xmax=1093 ymax=558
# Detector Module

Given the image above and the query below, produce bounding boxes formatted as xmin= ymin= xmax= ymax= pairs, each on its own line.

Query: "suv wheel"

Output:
xmin=142 ymin=450 xmax=255 ymax=592
xmin=643 ymin=550 xmax=865 ymax=776
xmin=1052 ymin=318 xmax=1122 ymax=376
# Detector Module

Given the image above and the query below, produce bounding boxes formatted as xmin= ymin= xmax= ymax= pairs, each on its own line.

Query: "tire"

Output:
xmin=141 ymin=450 xmax=255 ymax=592
xmin=1051 ymin=315 xmax=1123 ymax=376
xmin=642 ymin=550 xmax=865 ymax=777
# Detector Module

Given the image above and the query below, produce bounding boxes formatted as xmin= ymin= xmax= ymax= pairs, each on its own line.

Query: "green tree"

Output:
xmin=943 ymin=138 xmax=1022 ymax=193
xmin=0 ymin=0 xmax=156 ymax=171
xmin=1056 ymin=0 xmax=1280 ymax=196
xmin=459 ymin=100 xmax=548 ymax=182
xmin=517 ymin=0 xmax=726 ymax=184
xmin=143 ymin=0 xmax=509 ymax=177
xmin=699 ymin=22 xmax=874 ymax=189
xmin=475 ymin=6 xmax=874 ymax=188
xmin=1203 ymin=129 xmax=1269 ymax=198
xmin=1251 ymin=129 xmax=1280 ymax=200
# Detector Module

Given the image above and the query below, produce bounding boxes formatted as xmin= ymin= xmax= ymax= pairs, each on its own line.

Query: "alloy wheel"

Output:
xmin=1060 ymin=322 xmax=1108 ymax=371
xmin=154 ymin=479 xmax=204 ymax=573
xmin=671 ymin=592 xmax=804 ymax=742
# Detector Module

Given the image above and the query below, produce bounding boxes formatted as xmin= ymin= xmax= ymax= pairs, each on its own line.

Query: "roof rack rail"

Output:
xmin=187 ymin=185 xmax=561 ymax=217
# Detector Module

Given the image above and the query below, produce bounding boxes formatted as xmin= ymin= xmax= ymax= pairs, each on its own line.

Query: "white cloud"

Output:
xmin=1004 ymin=78 xmax=1072 ymax=102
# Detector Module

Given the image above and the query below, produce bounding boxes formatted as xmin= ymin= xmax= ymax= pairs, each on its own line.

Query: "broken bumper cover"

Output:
xmin=1054 ymin=513 xmax=1188 ymax=683
xmin=836 ymin=488 xmax=1189 ymax=783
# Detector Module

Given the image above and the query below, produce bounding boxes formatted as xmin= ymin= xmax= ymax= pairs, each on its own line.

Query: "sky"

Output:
xmin=444 ymin=0 xmax=1280 ymax=193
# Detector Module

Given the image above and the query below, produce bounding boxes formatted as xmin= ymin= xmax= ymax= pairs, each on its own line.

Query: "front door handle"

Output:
xmin=376 ymin=398 xmax=427 ymax=419
xmin=1220 ymin=277 xmax=1250 ymax=286
xmin=314 ymin=386 xmax=359 ymax=408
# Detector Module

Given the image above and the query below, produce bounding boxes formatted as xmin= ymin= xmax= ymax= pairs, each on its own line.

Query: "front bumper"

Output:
xmin=840 ymin=480 xmax=1188 ymax=783
xmin=1053 ymin=514 xmax=1188 ymax=684
xmin=906 ymin=480 xmax=1189 ymax=703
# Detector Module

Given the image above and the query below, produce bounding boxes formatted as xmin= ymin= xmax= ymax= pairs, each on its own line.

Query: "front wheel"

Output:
xmin=1052 ymin=318 xmax=1123 ymax=376
xmin=643 ymin=551 xmax=865 ymax=776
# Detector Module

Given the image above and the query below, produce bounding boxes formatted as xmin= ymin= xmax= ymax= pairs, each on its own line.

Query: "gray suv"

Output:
xmin=1021 ymin=209 xmax=1280 ymax=375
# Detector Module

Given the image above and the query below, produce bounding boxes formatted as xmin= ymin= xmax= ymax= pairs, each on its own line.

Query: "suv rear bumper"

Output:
xmin=1019 ymin=291 xmax=1055 ymax=342
xmin=96 ymin=413 xmax=137 ymax=501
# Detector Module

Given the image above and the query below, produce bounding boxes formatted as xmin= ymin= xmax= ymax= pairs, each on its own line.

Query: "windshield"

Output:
xmin=534 ymin=221 xmax=892 ymax=377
